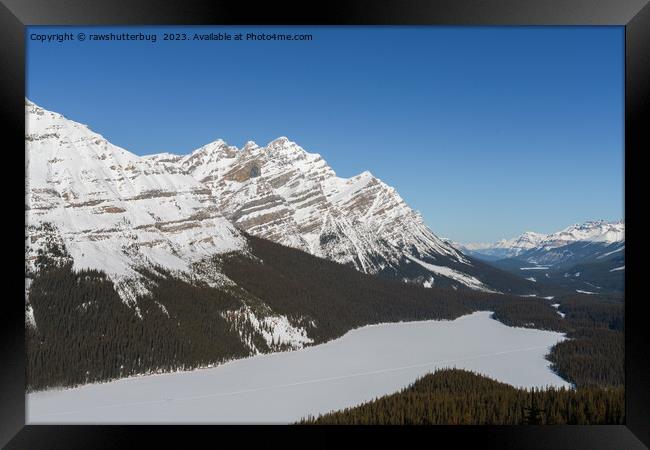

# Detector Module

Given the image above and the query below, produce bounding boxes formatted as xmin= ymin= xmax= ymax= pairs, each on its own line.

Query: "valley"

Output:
xmin=24 ymin=100 xmax=625 ymax=424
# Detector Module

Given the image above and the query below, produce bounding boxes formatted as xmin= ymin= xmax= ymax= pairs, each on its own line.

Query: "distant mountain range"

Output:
xmin=453 ymin=221 xmax=625 ymax=293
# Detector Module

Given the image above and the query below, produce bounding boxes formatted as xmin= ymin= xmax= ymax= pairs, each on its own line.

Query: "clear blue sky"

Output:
xmin=26 ymin=26 xmax=624 ymax=243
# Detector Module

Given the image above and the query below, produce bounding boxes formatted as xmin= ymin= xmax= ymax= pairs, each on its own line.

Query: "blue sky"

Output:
xmin=26 ymin=26 xmax=624 ymax=243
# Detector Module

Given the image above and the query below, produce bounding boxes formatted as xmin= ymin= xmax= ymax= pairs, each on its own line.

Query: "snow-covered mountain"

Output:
xmin=176 ymin=136 xmax=465 ymax=272
xmin=456 ymin=231 xmax=547 ymax=260
xmin=26 ymin=100 xmax=532 ymax=297
xmin=176 ymin=137 xmax=525 ymax=292
xmin=458 ymin=221 xmax=624 ymax=261
xmin=535 ymin=220 xmax=624 ymax=249
xmin=25 ymin=99 xmax=247 ymax=305
xmin=460 ymin=221 xmax=625 ymax=293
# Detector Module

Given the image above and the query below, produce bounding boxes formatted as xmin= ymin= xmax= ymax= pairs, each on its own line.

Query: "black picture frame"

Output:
xmin=1 ymin=1 xmax=647 ymax=448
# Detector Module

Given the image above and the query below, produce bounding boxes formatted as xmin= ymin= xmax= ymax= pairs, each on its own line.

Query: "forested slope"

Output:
xmin=27 ymin=234 xmax=622 ymax=392
xmin=299 ymin=369 xmax=625 ymax=425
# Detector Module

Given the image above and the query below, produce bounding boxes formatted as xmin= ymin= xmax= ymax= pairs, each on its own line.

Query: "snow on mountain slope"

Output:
xmin=25 ymin=100 xmax=247 ymax=302
xmin=26 ymin=100 xmax=518 ymax=295
xmin=536 ymin=220 xmax=624 ymax=249
xmin=405 ymin=255 xmax=495 ymax=292
xmin=180 ymin=136 xmax=471 ymax=282
xmin=25 ymin=100 xmax=320 ymax=349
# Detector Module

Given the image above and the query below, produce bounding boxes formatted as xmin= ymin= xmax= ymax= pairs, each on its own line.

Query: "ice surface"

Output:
xmin=27 ymin=311 xmax=569 ymax=424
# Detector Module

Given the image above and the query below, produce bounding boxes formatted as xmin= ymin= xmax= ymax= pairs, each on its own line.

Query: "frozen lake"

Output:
xmin=27 ymin=311 xmax=570 ymax=424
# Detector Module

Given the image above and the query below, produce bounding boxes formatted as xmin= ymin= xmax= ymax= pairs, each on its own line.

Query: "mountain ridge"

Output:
xmin=26 ymin=99 xmax=532 ymax=297
xmin=455 ymin=220 xmax=624 ymax=261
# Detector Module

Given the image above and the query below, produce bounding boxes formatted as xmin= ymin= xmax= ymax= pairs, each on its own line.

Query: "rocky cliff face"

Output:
xmin=177 ymin=136 xmax=472 ymax=280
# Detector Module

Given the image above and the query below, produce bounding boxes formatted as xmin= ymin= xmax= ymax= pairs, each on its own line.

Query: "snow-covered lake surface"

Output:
xmin=27 ymin=311 xmax=570 ymax=424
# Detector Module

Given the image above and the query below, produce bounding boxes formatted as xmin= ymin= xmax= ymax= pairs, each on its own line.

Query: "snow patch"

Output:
xmin=405 ymin=255 xmax=496 ymax=293
xmin=26 ymin=304 xmax=37 ymax=328
xmin=223 ymin=307 xmax=313 ymax=353
xmin=551 ymin=303 xmax=565 ymax=318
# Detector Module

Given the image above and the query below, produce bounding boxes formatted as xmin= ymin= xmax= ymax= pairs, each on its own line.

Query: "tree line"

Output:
xmin=298 ymin=369 xmax=624 ymax=425
xmin=546 ymin=293 xmax=624 ymax=387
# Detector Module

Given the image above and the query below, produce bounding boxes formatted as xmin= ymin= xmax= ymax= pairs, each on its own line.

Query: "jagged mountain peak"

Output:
xmin=263 ymin=136 xmax=310 ymax=160
xmin=268 ymin=136 xmax=291 ymax=146
xmin=187 ymin=138 xmax=236 ymax=156
xmin=242 ymin=140 xmax=260 ymax=152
